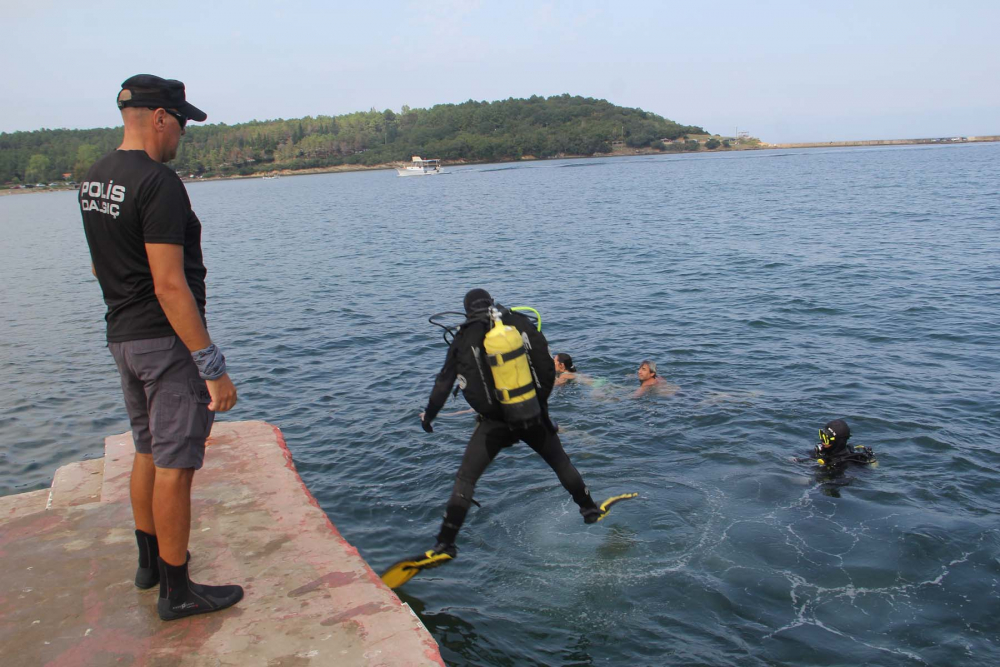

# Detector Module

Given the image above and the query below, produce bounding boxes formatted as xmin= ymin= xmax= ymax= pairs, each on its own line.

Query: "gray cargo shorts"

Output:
xmin=108 ymin=335 xmax=214 ymax=469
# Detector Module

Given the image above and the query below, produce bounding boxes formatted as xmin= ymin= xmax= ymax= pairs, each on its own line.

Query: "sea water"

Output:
xmin=2 ymin=144 xmax=998 ymax=665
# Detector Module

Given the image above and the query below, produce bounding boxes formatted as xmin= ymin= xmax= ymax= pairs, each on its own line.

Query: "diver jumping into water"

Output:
xmin=381 ymin=289 xmax=636 ymax=588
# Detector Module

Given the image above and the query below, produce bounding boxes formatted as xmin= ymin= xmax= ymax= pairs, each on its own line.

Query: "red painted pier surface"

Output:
xmin=0 ymin=420 xmax=444 ymax=667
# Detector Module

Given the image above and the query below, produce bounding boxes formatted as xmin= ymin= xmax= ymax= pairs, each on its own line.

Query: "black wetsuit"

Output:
xmin=423 ymin=309 xmax=599 ymax=546
xmin=809 ymin=442 xmax=877 ymax=466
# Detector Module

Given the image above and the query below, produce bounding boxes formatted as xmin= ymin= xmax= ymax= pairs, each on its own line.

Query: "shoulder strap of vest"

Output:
xmin=458 ymin=310 xmax=491 ymax=331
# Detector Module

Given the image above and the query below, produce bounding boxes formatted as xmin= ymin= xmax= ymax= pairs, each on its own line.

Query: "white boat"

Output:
xmin=396 ymin=156 xmax=441 ymax=176
xmin=262 ymin=174 xmax=280 ymax=180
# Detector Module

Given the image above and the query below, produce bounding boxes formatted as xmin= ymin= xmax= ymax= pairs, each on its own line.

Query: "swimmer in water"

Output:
xmin=634 ymin=360 xmax=678 ymax=398
xmin=553 ymin=353 xmax=578 ymax=386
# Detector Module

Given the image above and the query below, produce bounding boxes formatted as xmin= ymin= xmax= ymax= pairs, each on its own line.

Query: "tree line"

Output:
xmin=1 ymin=94 xmax=710 ymax=183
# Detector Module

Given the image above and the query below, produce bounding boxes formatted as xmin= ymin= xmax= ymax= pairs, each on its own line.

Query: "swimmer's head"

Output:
xmin=638 ymin=360 xmax=657 ymax=381
xmin=463 ymin=288 xmax=493 ymax=314
xmin=554 ymin=353 xmax=576 ymax=373
xmin=819 ymin=419 xmax=851 ymax=449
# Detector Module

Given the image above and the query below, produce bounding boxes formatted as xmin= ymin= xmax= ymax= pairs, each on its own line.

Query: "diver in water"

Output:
xmin=381 ymin=289 xmax=636 ymax=589
xmin=809 ymin=419 xmax=877 ymax=467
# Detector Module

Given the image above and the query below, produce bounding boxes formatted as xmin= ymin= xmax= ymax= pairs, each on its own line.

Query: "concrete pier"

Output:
xmin=0 ymin=420 xmax=444 ymax=666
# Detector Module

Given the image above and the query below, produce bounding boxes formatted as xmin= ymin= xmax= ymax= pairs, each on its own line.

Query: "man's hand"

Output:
xmin=206 ymin=373 xmax=238 ymax=412
xmin=419 ymin=411 xmax=433 ymax=433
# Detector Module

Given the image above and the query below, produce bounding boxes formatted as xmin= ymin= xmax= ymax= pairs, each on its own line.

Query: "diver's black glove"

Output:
xmin=421 ymin=418 xmax=434 ymax=433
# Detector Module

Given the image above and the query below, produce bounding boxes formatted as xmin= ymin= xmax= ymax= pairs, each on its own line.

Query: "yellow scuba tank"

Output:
xmin=483 ymin=307 xmax=541 ymax=425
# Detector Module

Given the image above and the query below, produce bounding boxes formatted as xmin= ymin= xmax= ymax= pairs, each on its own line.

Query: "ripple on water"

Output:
xmin=3 ymin=146 xmax=1000 ymax=666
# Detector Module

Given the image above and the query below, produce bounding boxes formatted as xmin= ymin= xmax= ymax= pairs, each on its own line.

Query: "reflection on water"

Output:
xmin=2 ymin=144 xmax=999 ymax=665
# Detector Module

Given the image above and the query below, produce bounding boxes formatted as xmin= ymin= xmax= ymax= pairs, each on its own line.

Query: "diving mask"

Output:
xmin=818 ymin=427 xmax=836 ymax=448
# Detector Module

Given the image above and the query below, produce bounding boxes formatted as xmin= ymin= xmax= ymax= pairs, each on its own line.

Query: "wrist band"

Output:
xmin=191 ymin=343 xmax=227 ymax=380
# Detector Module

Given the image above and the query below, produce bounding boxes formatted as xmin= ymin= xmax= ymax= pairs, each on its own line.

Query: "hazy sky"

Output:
xmin=2 ymin=0 xmax=997 ymax=142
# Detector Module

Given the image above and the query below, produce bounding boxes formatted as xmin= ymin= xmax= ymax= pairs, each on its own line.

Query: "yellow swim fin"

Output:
xmin=380 ymin=548 xmax=455 ymax=589
xmin=594 ymin=492 xmax=639 ymax=522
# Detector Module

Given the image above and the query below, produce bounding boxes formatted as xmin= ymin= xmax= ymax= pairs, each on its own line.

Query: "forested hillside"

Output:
xmin=1 ymin=95 xmax=706 ymax=183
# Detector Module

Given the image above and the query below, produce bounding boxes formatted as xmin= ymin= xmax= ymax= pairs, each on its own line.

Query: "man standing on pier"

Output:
xmin=79 ymin=75 xmax=243 ymax=621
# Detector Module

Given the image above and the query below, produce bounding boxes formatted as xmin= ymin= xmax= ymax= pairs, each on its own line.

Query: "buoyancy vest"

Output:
xmin=452 ymin=306 xmax=554 ymax=425
xmin=814 ymin=443 xmax=877 ymax=466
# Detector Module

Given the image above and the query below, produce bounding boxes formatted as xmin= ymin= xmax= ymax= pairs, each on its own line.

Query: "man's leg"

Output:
xmin=129 ymin=452 xmax=163 ymax=588
xmin=522 ymin=424 xmax=600 ymax=518
xmin=109 ymin=341 xmax=164 ymax=586
xmin=436 ymin=419 xmax=513 ymax=548
xmin=152 ymin=467 xmax=195 ymax=565
xmin=150 ymin=429 xmax=242 ymax=621
xmin=131 ymin=453 xmax=156 ymax=534
xmin=135 ymin=334 xmax=212 ymax=562
xmin=127 ymin=336 xmax=240 ymax=620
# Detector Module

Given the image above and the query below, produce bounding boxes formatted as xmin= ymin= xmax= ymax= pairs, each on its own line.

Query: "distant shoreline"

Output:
xmin=761 ymin=135 xmax=1000 ymax=149
xmin=3 ymin=135 xmax=997 ymax=196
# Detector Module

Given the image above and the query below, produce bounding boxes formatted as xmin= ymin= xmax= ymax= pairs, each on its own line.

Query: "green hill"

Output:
xmin=1 ymin=94 xmax=705 ymax=183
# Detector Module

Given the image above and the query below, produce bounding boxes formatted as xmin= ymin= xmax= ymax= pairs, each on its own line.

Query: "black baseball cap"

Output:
xmin=116 ymin=74 xmax=207 ymax=122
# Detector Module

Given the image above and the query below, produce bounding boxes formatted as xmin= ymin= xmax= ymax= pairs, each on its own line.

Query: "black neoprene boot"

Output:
xmin=134 ymin=530 xmax=191 ymax=589
xmin=135 ymin=530 xmax=160 ymax=589
xmin=431 ymin=542 xmax=458 ymax=558
xmin=578 ymin=491 xmax=602 ymax=524
xmin=156 ymin=557 xmax=243 ymax=621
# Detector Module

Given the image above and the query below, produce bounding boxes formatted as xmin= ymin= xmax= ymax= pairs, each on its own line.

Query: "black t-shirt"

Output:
xmin=80 ymin=150 xmax=207 ymax=342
